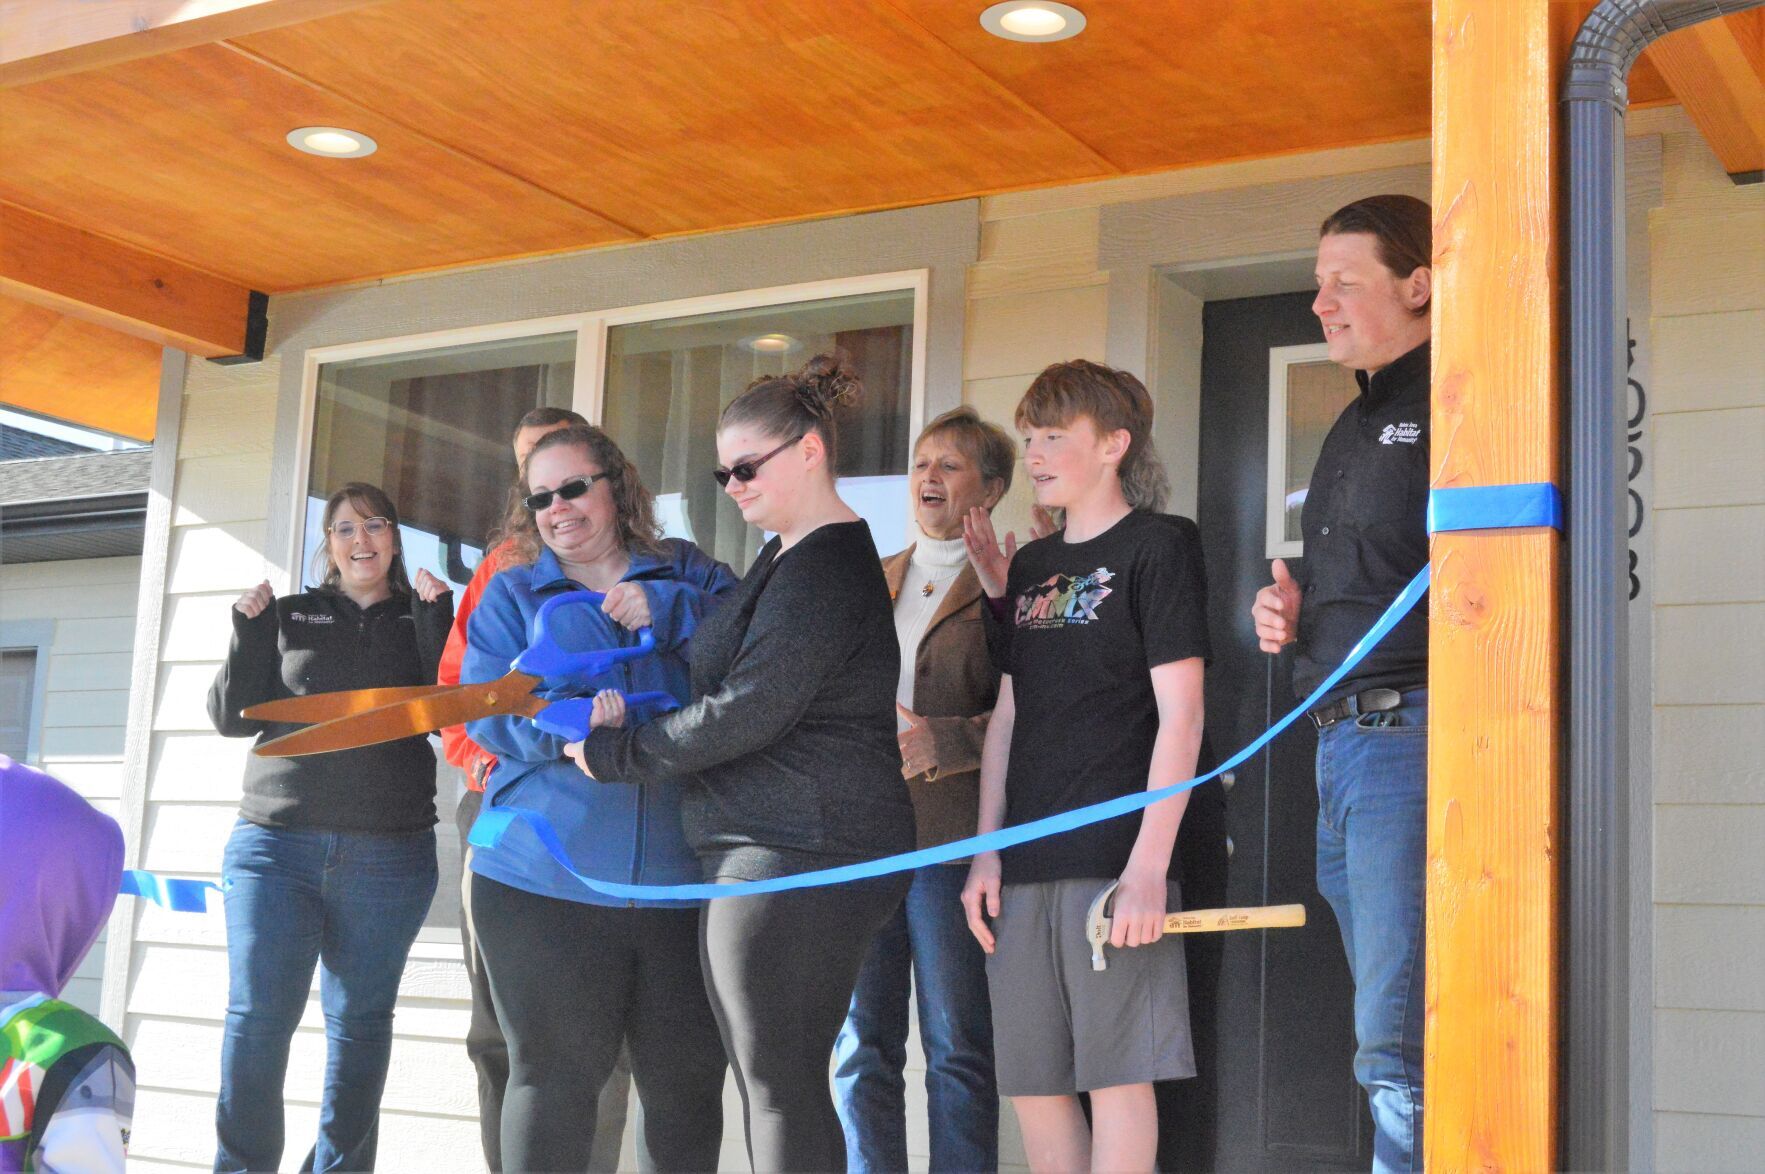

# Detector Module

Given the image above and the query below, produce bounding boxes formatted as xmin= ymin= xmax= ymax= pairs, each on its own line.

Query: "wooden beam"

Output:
xmin=1646 ymin=10 xmax=1765 ymax=180
xmin=0 ymin=202 xmax=259 ymax=359
xmin=0 ymin=0 xmax=383 ymax=88
xmin=1427 ymin=1 xmax=1562 ymax=1170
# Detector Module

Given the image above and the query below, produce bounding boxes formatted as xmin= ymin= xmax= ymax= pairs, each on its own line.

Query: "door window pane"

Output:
xmin=603 ymin=289 xmax=915 ymax=573
xmin=305 ymin=333 xmax=577 ymax=592
xmin=1269 ymin=352 xmax=1360 ymax=557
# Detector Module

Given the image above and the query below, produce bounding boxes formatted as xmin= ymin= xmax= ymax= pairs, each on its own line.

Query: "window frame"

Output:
xmin=0 ymin=619 xmax=55 ymax=767
xmin=287 ymin=269 xmax=930 ymax=584
xmin=1264 ymin=340 xmax=1335 ymax=560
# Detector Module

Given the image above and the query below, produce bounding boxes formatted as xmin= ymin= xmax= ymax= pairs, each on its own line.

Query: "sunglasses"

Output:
xmin=524 ymin=472 xmax=610 ymax=513
xmin=713 ymin=435 xmax=804 ymax=488
xmin=328 ymin=517 xmax=391 ymax=540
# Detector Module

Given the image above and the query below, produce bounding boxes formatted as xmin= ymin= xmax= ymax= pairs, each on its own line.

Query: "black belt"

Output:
xmin=1309 ymin=686 xmax=1424 ymax=730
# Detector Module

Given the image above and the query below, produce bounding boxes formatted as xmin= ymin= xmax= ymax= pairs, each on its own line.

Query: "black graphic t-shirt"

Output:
xmin=987 ymin=510 xmax=1209 ymax=883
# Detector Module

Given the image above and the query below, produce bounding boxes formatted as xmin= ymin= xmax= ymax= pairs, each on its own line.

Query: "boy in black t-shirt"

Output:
xmin=963 ymin=361 xmax=1208 ymax=1174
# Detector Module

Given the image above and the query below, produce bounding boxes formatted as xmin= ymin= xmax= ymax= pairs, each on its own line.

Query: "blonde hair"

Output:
xmin=917 ymin=406 xmax=1015 ymax=497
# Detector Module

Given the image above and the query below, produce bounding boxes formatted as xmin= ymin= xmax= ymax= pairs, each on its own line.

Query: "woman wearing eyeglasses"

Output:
xmin=575 ymin=354 xmax=917 ymax=1173
xmin=208 ymin=482 xmax=453 ymax=1172
xmin=460 ymin=424 xmax=737 ymax=1172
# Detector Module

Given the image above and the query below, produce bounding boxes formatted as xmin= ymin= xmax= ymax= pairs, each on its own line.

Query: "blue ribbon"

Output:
xmin=470 ymin=564 xmax=1433 ymax=901
xmin=1428 ymin=482 xmax=1562 ymax=534
xmin=119 ymin=869 xmax=223 ymax=913
xmin=137 ymin=480 xmax=1558 ymax=912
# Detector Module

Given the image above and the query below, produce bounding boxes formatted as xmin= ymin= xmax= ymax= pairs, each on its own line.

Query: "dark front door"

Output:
xmin=1195 ymin=290 xmax=1373 ymax=1171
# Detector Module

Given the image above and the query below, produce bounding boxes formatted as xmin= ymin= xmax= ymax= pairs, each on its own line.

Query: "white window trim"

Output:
xmin=0 ymin=619 xmax=55 ymax=767
xmin=286 ymin=269 xmax=929 ymax=587
xmin=1265 ymin=341 xmax=1332 ymax=561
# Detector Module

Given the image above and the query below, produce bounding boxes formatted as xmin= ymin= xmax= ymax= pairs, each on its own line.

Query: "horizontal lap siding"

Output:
xmin=1649 ymin=112 xmax=1765 ymax=1171
xmin=117 ymin=352 xmax=493 ymax=1169
xmin=1 ymin=554 xmax=141 ymax=1018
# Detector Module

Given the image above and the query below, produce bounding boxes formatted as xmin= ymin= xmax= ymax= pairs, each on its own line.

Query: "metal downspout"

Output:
xmin=1562 ymin=3 xmax=1762 ymax=1169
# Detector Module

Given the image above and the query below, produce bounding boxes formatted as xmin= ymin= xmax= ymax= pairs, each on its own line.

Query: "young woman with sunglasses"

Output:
xmin=459 ymin=425 xmax=737 ymax=1172
xmin=207 ymin=482 xmax=453 ymax=1172
xmin=575 ymin=354 xmax=916 ymax=1173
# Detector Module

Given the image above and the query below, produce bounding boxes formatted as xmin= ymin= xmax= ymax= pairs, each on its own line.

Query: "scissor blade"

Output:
xmin=244 ymin=685 xmax=454 ymax=724
xmin=253 ymin=672 xmax=544 ymax=757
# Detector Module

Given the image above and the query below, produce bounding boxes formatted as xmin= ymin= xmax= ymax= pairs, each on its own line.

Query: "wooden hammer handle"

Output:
xmin=1159 ymin=903 xmax=1308 ymax=933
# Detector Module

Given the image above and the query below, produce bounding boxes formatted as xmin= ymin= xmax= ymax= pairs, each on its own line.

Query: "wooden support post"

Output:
xmin=1427 ymin=1 xmax=1562 ymax=1169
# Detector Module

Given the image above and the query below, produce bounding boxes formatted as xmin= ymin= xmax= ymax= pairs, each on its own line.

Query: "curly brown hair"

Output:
xmin=496 ymin=425 xmax=666 ymax=567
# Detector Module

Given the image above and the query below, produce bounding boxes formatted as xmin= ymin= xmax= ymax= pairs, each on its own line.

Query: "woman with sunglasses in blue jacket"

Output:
xmin=461 ymin=424 xmax=737 ymax=1173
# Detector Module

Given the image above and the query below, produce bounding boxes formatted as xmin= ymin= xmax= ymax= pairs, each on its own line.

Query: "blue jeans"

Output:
xmin=216 ymin=820 xmax=438 ymax=1173
xmin=833 ymin=864 xmax=997 ymax=1173
xmin=1315 ymin=689 xmax=1427 ymax=1174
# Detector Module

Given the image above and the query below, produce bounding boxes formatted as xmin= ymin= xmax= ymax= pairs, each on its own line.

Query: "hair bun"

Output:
xmin=794 ymin=353 xmax=862 ymax=417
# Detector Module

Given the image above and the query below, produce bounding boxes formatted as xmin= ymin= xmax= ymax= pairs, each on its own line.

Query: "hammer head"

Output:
xmin=1084 ymin=879 xmax=1120 ymax=971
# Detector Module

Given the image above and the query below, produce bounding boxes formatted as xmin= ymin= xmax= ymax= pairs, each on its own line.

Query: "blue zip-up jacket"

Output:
xmin=462 ymin=540 xmax=737 ymax=908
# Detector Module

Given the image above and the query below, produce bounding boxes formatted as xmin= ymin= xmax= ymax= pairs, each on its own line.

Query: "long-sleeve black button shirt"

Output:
xmin=1292 ymin=341 xmax=1430 ymax=704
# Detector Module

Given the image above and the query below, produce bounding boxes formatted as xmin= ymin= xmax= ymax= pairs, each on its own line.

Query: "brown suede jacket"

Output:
xmin=884 ymin=546 xmax=1000 ymax=854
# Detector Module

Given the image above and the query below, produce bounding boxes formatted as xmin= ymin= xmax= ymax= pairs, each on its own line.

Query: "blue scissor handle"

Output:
xmin=514 ymin=589 xmax=657 ymax=679
xmin=533 ymin=691 xmax=681 ymax=740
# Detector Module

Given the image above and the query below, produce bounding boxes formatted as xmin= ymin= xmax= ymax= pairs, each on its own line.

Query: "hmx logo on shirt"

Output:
xmin=1015 ymin=568 xmax=1115 ymax=629
xmin=1379 ymin=422 xmax=1423 ymax=445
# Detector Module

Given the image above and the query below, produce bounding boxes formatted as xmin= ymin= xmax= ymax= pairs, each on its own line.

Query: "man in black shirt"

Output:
xmin=1251 ymin=194 xmax=1432 ymax=1174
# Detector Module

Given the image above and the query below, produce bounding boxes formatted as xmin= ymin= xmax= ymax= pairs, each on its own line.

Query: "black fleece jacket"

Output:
xmin=208 ymin=586 xmax=453 ymax=833
xmin=582 ymin=520 xmax=917 ymax=880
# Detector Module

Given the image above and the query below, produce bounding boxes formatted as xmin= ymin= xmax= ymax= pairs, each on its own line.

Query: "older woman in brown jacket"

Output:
xmin=832 ymin=405 xmax=1018 ymax=1173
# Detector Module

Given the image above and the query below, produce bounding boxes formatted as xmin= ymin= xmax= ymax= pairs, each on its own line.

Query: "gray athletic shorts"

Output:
xmin=985 ymin=877 xmax=1195 ymax=1096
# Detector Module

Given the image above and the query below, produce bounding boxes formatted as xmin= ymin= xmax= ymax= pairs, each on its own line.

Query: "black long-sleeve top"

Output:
xmin=582 ymin=520 xmax=917 ymax=881
xmin=208 ymin=586 xmax=454 ymax=833
xmin=1293 ymin=341 xmax=1431 ymax=704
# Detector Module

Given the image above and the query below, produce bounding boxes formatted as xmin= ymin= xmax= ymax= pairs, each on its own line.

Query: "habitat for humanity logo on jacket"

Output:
xmin=459 ymin=540 xmax=737 ymax=908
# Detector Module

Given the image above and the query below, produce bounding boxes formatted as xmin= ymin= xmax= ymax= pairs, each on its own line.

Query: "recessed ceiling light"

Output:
xmin=981 ymin=1 xmax=1085 ymax=42
xmin=286 ymin=126 xmax=378 ymax=158
xmin=742 ymin=333 xmax=800 ymax=354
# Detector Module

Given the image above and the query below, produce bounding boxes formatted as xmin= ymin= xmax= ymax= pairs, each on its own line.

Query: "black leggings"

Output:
xmin=472 ymin=875 xmax=727 ymax=1172
xmin=701 ymin=873 xmax=909 ymax=1173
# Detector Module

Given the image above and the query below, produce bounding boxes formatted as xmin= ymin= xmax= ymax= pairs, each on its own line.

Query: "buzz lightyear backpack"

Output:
xmin=1 ymin=994 xmax=134 ymax=1172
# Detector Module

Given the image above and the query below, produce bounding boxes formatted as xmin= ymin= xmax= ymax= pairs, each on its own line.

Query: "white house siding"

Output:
xmin=112 ymin=353 xmax=487 ymax=1169
xmin=1646 ymin=111 xmax=1765 ymax=1173
xmin=0 ymin=553 xmax=139 ymax=1018
xmin=112 ymin=111 xmax=1763 ymax=1170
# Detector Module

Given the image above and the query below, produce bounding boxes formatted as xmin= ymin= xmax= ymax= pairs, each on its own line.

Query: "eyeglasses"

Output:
xmin=524 ymin=472 xmax=609 ymax=513
xmin=328 ymin=517 xmax=391 ymax=540
xmin=713 ymin=436 xmax=804 ymax=488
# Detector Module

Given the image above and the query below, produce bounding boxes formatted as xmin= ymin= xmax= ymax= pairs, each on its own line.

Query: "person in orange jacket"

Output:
xmin=438 ymin=405 xmax=634 ymax=1174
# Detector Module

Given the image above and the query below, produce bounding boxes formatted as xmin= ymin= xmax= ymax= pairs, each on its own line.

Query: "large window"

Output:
xmin=295 ymin=278 xmax=925 ymax=934
xmin=303 ymin=331 xmax=579 ymax=593
xmin=602 ymin=287 xmax=918 ymax=573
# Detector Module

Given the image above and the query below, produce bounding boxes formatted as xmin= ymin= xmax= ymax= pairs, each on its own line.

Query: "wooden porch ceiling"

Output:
xmin=0 ymin=0 xmax=1677 ymax=296
xmin=0 ymin=1 xmax=1695 ymax=439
